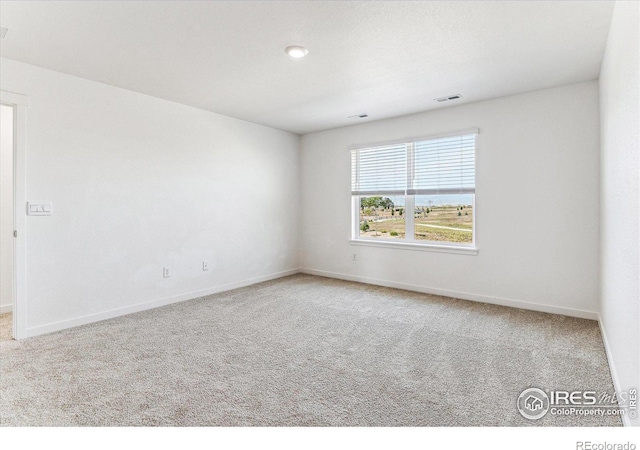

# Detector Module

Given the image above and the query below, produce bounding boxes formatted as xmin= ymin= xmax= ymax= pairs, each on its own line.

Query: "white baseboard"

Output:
xmin=0 ymin=304 xmax=12 ymax=314
xmin=25 ymin=268 xmax=300 ymax=338
xmin=598 ymin=316 xmax=633 ymax=427
xmin=301 ymin=268 xmax=599 ymax=320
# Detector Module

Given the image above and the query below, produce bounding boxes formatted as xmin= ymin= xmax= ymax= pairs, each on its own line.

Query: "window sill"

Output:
xmin=349 ymin=239 xmax=478 ymax=255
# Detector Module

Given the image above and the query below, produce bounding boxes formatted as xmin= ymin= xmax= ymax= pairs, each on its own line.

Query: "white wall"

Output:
xmin=599 ymin=0 xmax=640 ymax=427
xmin=301 ymin=82 xmax=600 ymax=318
xmin=0 ymin=104 xmax=14 ymax=313
xmin=0 ymin=58 xmax=301 ymax=336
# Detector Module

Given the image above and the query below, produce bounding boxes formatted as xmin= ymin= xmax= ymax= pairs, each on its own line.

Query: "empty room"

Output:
xmin=0 ymin=0 xmax=638 ymax=442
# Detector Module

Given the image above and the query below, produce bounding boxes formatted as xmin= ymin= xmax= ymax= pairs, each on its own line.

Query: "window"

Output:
xmin=351 ymin=129 xmax=477 ymax=250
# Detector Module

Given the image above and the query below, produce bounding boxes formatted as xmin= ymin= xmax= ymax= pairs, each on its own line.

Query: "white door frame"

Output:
xmin=1 ymin=91 xmax=28 ymax=340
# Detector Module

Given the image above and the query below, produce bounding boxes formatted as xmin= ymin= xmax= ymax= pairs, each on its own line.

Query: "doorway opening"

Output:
xmin=0 ymin=104 xmax=14 ymax=340
xmin=1 ymin=91 xmax=27 ymax=340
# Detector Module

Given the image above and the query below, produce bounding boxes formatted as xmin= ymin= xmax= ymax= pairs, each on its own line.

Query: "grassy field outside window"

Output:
xmin=358 ymin=196 xmax=473 ymax=244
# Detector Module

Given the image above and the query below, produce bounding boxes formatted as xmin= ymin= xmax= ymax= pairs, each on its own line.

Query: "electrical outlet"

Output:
xmin=202 ymin=261 xmax=209 ymax=271
xmin=163 ymin=267 xmax=171 ymax=278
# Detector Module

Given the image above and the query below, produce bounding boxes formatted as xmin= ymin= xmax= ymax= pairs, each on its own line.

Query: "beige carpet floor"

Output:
xmin=0 ymin=313 xmax=11 ymax=343
xmin=0 ymin=274 xmax=620 ymax=426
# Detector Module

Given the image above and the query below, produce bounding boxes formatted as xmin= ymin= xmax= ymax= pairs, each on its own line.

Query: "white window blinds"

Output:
xmin=409 ymin=133 xmax=476 ymax=195
xmin=351 ymin=130 xmax=477 ymax=196
xmin=350 ymin=143 xmax=408 ymax=196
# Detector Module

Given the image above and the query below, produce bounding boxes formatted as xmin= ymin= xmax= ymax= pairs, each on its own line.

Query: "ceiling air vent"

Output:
xmin=435 ymin=94 xmax=462 ymax=103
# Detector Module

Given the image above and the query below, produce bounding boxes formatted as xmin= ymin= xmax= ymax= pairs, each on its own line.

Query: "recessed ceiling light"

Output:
xmin=0 ymin=27 xmax=8 ymax=39
xmin=285 ymin=45 xmax=308 ymax=58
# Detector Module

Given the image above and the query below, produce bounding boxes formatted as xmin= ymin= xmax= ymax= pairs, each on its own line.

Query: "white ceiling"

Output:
xmin=0 ymin=1 xmax=614 ymax=135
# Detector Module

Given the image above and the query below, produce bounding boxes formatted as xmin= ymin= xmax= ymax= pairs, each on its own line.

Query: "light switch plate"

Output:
xmin=27 ymin=202 xmax=53 ymax=216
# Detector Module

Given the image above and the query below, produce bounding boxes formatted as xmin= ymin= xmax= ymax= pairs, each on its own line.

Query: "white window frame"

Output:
xmin=349 ymin=128 xmax=478 ymax=256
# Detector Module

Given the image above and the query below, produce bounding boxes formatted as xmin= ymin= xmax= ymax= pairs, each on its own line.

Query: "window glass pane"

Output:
xmin=414 ymin=195 xmax=473 ymax=243
xmin=359 ymin=195 xmax=405 ymax=240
